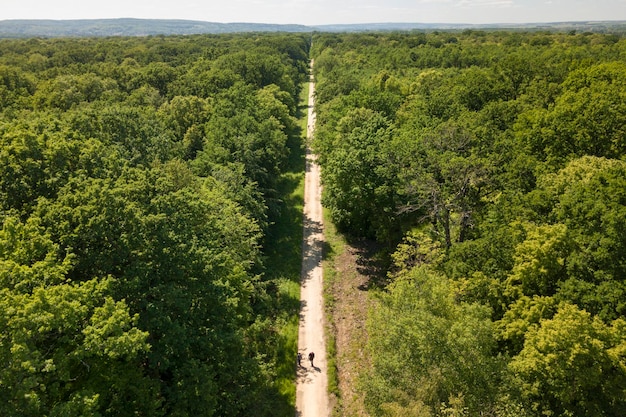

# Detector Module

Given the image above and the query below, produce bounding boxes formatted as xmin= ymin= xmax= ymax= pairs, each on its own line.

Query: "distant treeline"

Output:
xmin=0 ymin=33 xmax=310 ymax=416
xmin=1 ymin=18 xmax=626 ymax=38
xmin=0 ymin=18 xmax=312 ymax=37
xmin=311 ymin=30 xmax=626 ymax=416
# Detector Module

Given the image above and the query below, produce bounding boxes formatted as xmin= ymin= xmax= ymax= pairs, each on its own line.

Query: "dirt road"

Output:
xmin=295 ymin=60 xmax=330 ymax=417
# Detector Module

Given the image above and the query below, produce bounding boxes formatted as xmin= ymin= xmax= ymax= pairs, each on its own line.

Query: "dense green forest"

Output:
xmin=4 ymin=28 xmax=626 ymax=417
xmin=0 ymin=33 xmax=310 ymax=416
xmin=311 ymin=31 xmax=626 ymax=416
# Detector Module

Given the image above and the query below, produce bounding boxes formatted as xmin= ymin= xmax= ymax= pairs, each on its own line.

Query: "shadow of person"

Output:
xmin=312 ymin=365 xmax=321 ymax=372
xmin=297 ymin=366 xmax=313 ymax=383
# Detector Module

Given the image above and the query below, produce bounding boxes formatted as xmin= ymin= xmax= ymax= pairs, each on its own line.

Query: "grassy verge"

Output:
xmin=322 ymin=206 xmax=375 ymax=417
xmin=263 ymin=79 xmax=309 ymax=409
xmin=321 ymin=207 xmax=346 ymax=405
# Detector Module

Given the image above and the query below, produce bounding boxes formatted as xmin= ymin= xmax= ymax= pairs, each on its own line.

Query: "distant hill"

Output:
xmin=0 ymin=18 xmax=312 ymax=37
xmin=315 ymin=21 xmax=626 ymax=33
xmin=1 ymin=18 xmax=625 ymax=37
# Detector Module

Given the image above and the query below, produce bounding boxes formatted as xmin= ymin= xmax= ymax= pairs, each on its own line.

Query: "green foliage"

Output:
xmin=33 ymin=73 xmax=119 ymax=110
xmin=497 ymin=296 xmax=559 ymax=355
xmin=157 ymin=94 xmax=212 ymax=142
xmin=364 ymin=266 xmax=505 ymax=417
xmin=0 ymin=32 xmax=310 ymax=416
xmin=310 ymin=31 xmax=626 ymax=416
xmin=0 ymin=64 xmax=35 ymax=109
xmin=509 ymin=303 xmax=626 ymax=416
xmin=516 ymin=62 xmax=626 ymax=165
xmin=0 ymin=275 xmax=153 ymax=417
xmin=30 ymin=164 xmax=264 ymax=415
xmin=539 ymin=156 xmax=626 ymax=320
xmin=191 ymin=80 xmax=299 ymax=223
xmin=318 ymin=107 xmax=397 ymax=240
xmin=505 ymin=222 xmax=569 ymax=299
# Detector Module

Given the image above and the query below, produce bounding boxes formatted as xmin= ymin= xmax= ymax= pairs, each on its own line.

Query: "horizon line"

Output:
xmin=2 ymin=17 xmax=626 ymax=27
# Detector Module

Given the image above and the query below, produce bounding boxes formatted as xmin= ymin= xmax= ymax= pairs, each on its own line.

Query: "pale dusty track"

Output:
xmin=295 ymin=60 xmax=330 ymax=417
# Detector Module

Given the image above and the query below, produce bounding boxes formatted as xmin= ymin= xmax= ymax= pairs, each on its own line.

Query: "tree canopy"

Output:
xmin=311 ymin=30 xmax=626 ymax=416
xmin=0 ymin=32 xmax=310 ymax=416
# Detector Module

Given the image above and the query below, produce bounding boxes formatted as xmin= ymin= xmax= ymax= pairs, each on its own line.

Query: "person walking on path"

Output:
xmin=297 ymin=352 xmax=303 ymax=367
xmin=308 ymin=352 xmax=315 ymax=367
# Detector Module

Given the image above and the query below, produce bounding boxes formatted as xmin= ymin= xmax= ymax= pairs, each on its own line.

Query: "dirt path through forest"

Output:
xmin=295 ymin=60 xmax=330 ymax=417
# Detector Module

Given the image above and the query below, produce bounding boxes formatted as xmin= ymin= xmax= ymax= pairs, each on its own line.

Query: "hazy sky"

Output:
xmin=3 ymin=0 xmax=626 ymax=26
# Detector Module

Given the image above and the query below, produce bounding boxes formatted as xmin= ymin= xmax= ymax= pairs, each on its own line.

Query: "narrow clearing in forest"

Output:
xmin=296 ymin=60 xmax=330 ymax=417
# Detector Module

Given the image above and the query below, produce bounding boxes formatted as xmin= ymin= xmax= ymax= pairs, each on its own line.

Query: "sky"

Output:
xmin=3 ymin=0 xmax=626 ymax=26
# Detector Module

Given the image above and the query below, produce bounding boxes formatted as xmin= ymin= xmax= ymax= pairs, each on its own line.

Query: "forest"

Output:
xmin=311 ymin=30 xmax=626 ymax=416
xmin=3 ymin=27 xmax=626 ymax=417
xmin=0 ymin=33 xmax=310 ymax=416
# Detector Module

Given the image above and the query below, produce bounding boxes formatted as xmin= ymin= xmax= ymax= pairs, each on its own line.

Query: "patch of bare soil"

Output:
xmin=327 ymin=239 xmax=384 ymax=417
